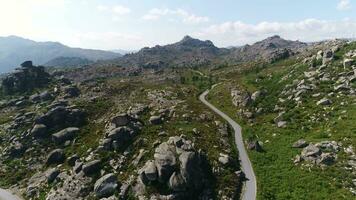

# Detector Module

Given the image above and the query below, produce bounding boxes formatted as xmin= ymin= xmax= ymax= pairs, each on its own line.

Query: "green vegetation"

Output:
xmin=206 ymin=44 xmax=356 ymax=199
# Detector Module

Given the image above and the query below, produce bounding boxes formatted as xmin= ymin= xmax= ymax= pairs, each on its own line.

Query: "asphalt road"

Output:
xmin=199 ymin=89 xmax=257 ymax=200
xmin=0 ymin=189 xmax=22 ymax=200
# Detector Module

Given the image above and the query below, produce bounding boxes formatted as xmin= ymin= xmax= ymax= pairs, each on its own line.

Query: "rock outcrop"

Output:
xmin=133 ymin=136 xmax=212 ymax=199
xmin=1 ymin=61 xmax=50 ymax=94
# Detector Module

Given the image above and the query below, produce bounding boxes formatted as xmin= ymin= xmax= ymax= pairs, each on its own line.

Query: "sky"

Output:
xmin=0 ymin=0 xmax=356 ymax=50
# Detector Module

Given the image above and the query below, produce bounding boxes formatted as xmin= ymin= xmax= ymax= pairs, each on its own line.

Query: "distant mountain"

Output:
xmin=110 ymin=35 xmax=308 ymax=69
xmin=227 ymin=35 xmax=308 ymax=62
xmin=114 ymin=35 xmax=228 ymax=68
xmin=0 ymin=36 xmax=121 ymax=73
xmin=44 ymin=56 xmax=93 ymax=67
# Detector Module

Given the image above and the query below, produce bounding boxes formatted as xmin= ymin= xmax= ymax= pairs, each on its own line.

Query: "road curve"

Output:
xmin=199 ymin=88 xmax=257 ymax=200
xmin=0 ymin=189 xmax=22 ymax=200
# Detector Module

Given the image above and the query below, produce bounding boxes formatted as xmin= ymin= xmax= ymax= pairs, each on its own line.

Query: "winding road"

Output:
xmin=199 ymin=88 xmax=257 ymax=200
xmin=0 ymin=189 xmax=22 ymax=200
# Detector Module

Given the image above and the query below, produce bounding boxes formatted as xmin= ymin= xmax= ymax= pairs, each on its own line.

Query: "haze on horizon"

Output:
xmin=1 ymin=0 xmax=356 ymax=50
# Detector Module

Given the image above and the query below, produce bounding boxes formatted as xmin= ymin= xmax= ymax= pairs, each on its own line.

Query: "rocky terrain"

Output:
xmin=0 ymin=35 xmax=355 ymax=200
xmin=207 ymin=39 xmax=356 ymax=199
xmin=0 ymin=60 xmax=242 ymax=199
xmin=108 ymin=35 xmax=306 ymax=70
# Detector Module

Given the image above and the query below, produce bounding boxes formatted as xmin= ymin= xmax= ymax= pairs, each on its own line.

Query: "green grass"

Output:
xmin=206 ymin=49 xmax=356 ymax=199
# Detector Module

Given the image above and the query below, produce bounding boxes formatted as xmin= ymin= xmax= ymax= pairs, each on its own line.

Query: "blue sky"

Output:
xmin=0 ymin=0 xmax=355 ymax=50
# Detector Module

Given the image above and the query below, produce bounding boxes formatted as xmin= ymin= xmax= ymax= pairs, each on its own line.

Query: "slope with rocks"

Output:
xmin=226 ymin=35 xmax=308 ymax=63
xmin=207 ymin=39 xmax=355 ymax=199
xmin=0 ymin=63 xmax=243 ymax=199
xmin=114 ymin=35 xmax=227 ymax=69
xmin=111 ymin=35 xmax=306 ymax=70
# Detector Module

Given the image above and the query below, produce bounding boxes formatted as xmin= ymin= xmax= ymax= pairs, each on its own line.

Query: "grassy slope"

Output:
xmin=206 ymin=46 xmax=355 ymax=199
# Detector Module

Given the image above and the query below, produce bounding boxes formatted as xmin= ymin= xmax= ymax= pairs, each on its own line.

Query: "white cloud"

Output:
xmin=113 ymin=5 xmax=131 ymax=15
xmin=142 ymin=8 xmax=209 ymax=24
xmin=97 ymin=4 xmax=131 ymax=15
xmin=337 ymin=0 xmax=352 ymax=10
xmin=194 ymin=18 xmax=356 ymax=47
xmin=97 ymin=5 xmax=109 ymax=12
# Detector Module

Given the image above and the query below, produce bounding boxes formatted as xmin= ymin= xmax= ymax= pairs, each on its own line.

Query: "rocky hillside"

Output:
xmin=0 ymin=36 xmax=121 ymax=73
xmin=44 ymin=57 xmax=93 ymax=68
xmin=0 ymin=63 xmax=242 ymax=199
xmin=114 ymin=35 xmax=227 ymax=69
xmin=226 ymin=35 xmax=308 ymax=63
xmin=207 ymin=39 xmax=356 ymax=199
xmin=111 ymin=35 xmax=306 ymax=70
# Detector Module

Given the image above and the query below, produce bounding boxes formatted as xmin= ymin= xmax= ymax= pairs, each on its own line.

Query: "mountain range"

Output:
xmin=0 ymin=36 xmax=121 ymax=73
xmin=0 ymin=35 xmax=308 ymax=73
xmin=112 ymin=35 xmax=307 ymax=69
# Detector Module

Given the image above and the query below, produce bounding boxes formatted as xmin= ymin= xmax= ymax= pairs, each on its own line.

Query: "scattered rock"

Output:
xmin=46 ymin=149 xmax=65 ymax=165
xmin=343 ymin=58 xmax=355 ymax=69
xmin=149 ymin=115 xmax=163 ymax=125
xmin=316 ymin=98 xmax=332 ymax=106
xmin=45 ymin=168 xmax=60 ymax=183
xmin=30 ymin=124 xmax=47 ymax=138
xmin=82 ymin=160 xmax=101 ymax=175
xmin=94 ymin=173 xmax=118 ymax=198
xmin=52 ymin=127 xmax=79 ymax=144
xmin=292 ymin=139 xmax=308 ymax=148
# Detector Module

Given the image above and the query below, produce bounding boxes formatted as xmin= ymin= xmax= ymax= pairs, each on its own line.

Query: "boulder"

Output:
xmin=292 ymin=139 xmax=308 ymax=148
xmin=1 ymin=61 xmax=50 ymax=94
xmin=143 ymin=160 xmax=158 ymax=181
xmin=30 ymin=91 xmax=53 ymax=103
xmin=149 ymin=115 xmax=162 ymax=125
xmin=251 ymin=90 xmax=265 ymax=101
xmin=344 ymin=58 xmax=355 ymax=69
xmin=301 ymin=144 xmax=321 ymax=158
xmin=231 ymin=89 xmax=251 ymax=107
xmin=218 ymin=153 xmax=231 ymax=165
xmin=168 ymin=172 xmax=186 ymax=192
xmin=35 ymin=106 xmax=85 ymax=130
xmin=67 ymin=154 xmax=80 ymax=166
xmin=247 ymin=141 xmax=263 ymax=152
xmin=82 ymin=160 xmax=101 ymax=175
xmin=322 ymin=50 xmax=333 ymax=65
xmin=316 ymin=98 xmax=332 ymax=106
xmin=30 ymin=124 xmax=47 ymax=138
xmin=106 ymin=126 xmax=134 ymax=150
xmin=154 ymin=142 xmax=177 ymax=182
xmin=52 ymin=127 xmax=79 ymax=144
xmin=45 ymin=168 xmax=60 ymax=183
xmin=63 ymin=85 xmax=80 ymax=98
xmin=277 ymin=121 xmax=287 ymax=128
xmin=94 ymin=173 xmax=118 ymax=198
xmin=316 ymin=153 xmax=335 ymax=165
xmin=179 ymin=151 xmax=203 ymax=189
xmin=111 ymin=114 xmax=131 ymax=127
xmin=46 ymin=149 xmax=65 ymax=165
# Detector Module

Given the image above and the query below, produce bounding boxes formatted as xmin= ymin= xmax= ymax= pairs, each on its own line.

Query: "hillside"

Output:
xmin=44 ymin=57 xmax=93 ymax=68
xmin=114 ymin=35 xmax=227 ymax=69
xmin=207 ymin=40 xmax=356 ymax=199
xmin=0 ymin=36 xmax=121 ymax=73
xmin=227 ymin=35 xmax=308 ymax=63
